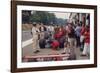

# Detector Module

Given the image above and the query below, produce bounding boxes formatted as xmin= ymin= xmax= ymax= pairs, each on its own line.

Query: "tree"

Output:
xmin=22 ymin=10 xmax=67 ymax=25
xmin=22 ymin=10 xmax=31 ymax=24
xmin=29 ymin=11 xmax=56 ymax=25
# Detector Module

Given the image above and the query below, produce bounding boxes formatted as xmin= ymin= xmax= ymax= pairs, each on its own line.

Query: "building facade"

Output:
xmin=68 ymin=13 xmax=90 ymax=26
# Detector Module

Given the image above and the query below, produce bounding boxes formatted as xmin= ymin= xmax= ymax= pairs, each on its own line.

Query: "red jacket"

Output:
xmin=51 ymin=40 xmax=59 ymax=49
xmin=54 ymin=29 xmax=65 ymax=39
xmin=84 ymin=31 xmax=90 ymax=43
xmin=81 ymin=27 xmax=85 ymax=35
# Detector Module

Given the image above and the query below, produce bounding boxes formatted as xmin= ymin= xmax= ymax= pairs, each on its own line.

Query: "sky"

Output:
xmin=50 ymin=12 xmax=71 ymax=19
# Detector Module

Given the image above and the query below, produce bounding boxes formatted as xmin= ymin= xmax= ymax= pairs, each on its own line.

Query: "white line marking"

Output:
xmin=22 ymin=38 xmax=33 ymax=48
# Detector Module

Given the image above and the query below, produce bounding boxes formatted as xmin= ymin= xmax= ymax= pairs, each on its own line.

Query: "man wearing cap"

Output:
xmin=32 ymin=23 xmax=40 ymax=53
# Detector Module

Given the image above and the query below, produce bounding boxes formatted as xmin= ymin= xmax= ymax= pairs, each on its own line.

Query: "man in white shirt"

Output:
xmin=32 ymin=23 xmax=40 ymax=53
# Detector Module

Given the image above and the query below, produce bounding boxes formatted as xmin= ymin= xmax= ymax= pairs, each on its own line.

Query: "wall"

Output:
xmin=0 ymin=0 xmax=99 ymax=73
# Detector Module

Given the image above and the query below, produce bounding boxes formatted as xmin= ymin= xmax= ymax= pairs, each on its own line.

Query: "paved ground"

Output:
xmin=22 ymin=43 xmax=89 ymax=60
xmin=22 ymin=31 xmax=89 ymax=61
xmin=22 ymin=30 xmax=32 ymax=41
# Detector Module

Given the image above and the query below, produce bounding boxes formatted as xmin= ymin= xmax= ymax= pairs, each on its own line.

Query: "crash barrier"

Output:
xmin=23 ymin=54 xmax=70 ymax=62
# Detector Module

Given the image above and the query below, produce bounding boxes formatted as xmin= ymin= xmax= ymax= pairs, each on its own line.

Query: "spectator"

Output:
xmin=67 ymin=23 xmax=76 ymax=48
xmin=75 ymin=24 xmax=81 ymax=47
xmin=81 ymin=25 xmax=90 ymax=56
xmin=63 ymin=41 xmax=76 ymax=60
xmin=80 ymin=23 xmax=85 ymax=51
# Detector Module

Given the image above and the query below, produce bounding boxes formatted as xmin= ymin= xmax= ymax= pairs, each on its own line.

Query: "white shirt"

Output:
xmin=32 ymin=27 xmax=40 ymax=37
xmin=51 ymin=26 xmax=54 ymax=32
xmin=47 ymin=26 xmax=54 ymax=32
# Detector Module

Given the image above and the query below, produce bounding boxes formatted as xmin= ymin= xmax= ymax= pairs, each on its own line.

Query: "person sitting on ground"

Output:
xmin=51 ymin=39 xmax=60 ymax=50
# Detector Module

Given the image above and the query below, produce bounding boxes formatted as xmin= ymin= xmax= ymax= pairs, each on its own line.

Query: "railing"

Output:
xmin=23 ymin=54 xmax=70 ymax=62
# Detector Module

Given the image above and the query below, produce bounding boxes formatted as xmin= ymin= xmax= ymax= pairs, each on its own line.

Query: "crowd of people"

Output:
xmin=31 ymin=21 xmax=90 ymax=61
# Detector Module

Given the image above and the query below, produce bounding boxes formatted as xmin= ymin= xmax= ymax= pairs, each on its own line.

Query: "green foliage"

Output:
xmin=22 ymin=10 xmax=67 ymax=25
xmin=30 ymin=11 xmax=56 ymax=25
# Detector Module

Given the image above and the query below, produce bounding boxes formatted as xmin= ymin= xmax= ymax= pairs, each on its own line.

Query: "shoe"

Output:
xmin=34 ymin=50 xmax=40 ymax=53
xmin=62 ymin=52 xmax=66 ymax=54
xmin=80 ymin=54 xmax=87 ymax=56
